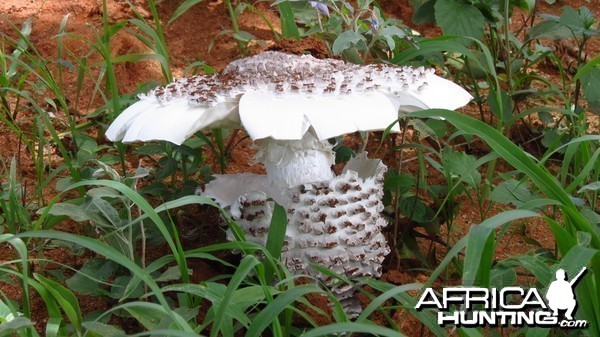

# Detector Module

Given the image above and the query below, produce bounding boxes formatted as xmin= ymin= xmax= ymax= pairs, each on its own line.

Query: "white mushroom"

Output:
xmin=106 ymin=51 xmax=472 ymax=314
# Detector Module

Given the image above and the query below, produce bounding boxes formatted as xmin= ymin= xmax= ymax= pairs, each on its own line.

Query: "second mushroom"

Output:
xmin=106 ymin=51 xmax=472 ymax=313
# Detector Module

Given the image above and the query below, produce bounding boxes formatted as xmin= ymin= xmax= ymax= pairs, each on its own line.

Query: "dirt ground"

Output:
xmin=0 ymin=0 xmax=598 ymax=334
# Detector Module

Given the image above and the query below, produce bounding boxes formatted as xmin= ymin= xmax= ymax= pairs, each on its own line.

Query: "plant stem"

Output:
xmin=503 ymin=0 xmax=512 ymax=123
xmin=224 ymin=0 xmax=245 ymax=54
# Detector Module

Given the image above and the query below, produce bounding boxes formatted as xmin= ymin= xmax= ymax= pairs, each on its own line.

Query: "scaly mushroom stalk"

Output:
xmin=219 ymin=151 xmax=388 ymax=315
xmin=106 ymin=51 xmax=472 ymax=314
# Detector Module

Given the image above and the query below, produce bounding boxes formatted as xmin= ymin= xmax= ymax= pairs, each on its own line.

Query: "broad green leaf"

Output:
xmin=526 ymin=20 xmax=572 ymax=40
xmin=588 ymin=99 xmax=600 ymax=115
xmin=155 ymin=265 xmax=185 ymax=283
xmin=487 ymin=88 xmax=511 ymax=123
xmin=82 ymin=321 xmax=126 ymax=337
xmin=409 ymin=118 xmax=439 ymax=139
xmin=86 ymin=187 xmax=121 ymax=199
xmin=424 ymin=119 xmax=450 ymax=137
xmin=412 ymin=0 xmax=436 ymax=24
xmin=580 ymin=208 xmax=600 ymax=226
xmin=0 ymin=299 xmax=14 ymax=319
xmin=393 ymin=36 xmax=489 ymax=72
xmin=399 ymin=195 xmax=435 ymax=223
xmin=230 ymin=285 xmax=271 ymax=308
xmin=540 ymin=128 xmax=564 ymax=150
xmin=135 ymin=144 xmax=165 ymax=156
xmin=578 ymin=6 xmax=596 ymax=30
xmin=574 ymin=56 xmax=600 ymax=82
xmin=332 ymin=30 xmax=367 ymax=55
xmin=518 ymin=199 xmax=560 ymax=210
xmin=580 ymin=66 xmax=600 ymax=102
xmin=379 ymin=25 xmax=406 ymax=50
xmin=334 ymin=145 xmax=355 ymax=164
xmin=384 ymin=173 xmax=417 ymax=191
xmin=434 ymin=0 xmax=486 ymax=40
xmin=559 ymin=6 xmax=585 ymax=31
xmin=175 ymin=144 xmax=201 ymax=158
xmin=489 ymin=179 xmax=540 ymax=207
xmin=578 ymin=231 xmax=592 ymax=247
xmin=84 ymin=197 xmax=122 ymax=228
xmin=124 ymin=305 xmax=164 ymax=330
xmin=43 ymin=202 xmax=89 ymax=222
xmin=66 ymin=258 xmax=117 ymax=295
xmin=0 ymin=317 xmax=34 ymax=335
xmin=43 ymin=190 xmax=123 ymax=228
xmin=513 ymin=0 xmax=535 ymax=11
xmin=110 ymin=276 xmax=144 ymax=300
xmin=441 ymin=148 xmax=481 ymax=188
xmin=155 ymin=157 xmax=178 ymax=180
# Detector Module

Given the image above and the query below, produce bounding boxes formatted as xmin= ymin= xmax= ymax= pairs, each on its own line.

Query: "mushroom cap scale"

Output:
xmin=105 ymin=51 xmax=472 ymax=145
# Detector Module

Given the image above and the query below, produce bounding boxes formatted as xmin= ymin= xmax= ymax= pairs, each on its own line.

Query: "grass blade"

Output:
xmin=410 ymin=109 xmax=599 ymax=248
xmin=246 ymin=284 xmax=325 ymax=337
xmin=14 ymin=231 xmax=194 ymax=333
xmin=300 ymin=322 xmax=404 ymax=337
xmin=33 ymin=274 xmax=82 ymax=335
xmin=211 ymin=255 xmax=260 ymax=337
xmin=277 ymin=1 xmax=300 ymax=39
xmin=169 ymin=0 xmax=204 ymax=25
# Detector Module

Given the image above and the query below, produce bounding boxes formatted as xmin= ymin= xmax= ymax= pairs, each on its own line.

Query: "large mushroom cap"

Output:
xmin=105 ymin=51 xmax=472 ymax=145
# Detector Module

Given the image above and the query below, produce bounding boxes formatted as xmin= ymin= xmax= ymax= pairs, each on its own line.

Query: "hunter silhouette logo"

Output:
xmin=546 ymin=267 xmax=586 ymax=320
xmin=415 ymin=267 xmax=589 ymax=328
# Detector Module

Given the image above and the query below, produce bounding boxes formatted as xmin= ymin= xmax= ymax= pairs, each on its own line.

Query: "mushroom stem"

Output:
xmin=255 ymin=132 xmax=335 ymax=189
